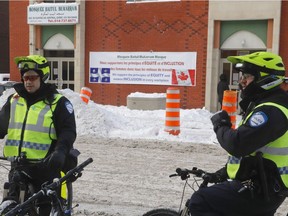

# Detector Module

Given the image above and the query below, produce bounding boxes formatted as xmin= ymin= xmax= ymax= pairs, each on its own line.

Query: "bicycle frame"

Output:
xmin=179 ymin=203 xmax=189 ymax=216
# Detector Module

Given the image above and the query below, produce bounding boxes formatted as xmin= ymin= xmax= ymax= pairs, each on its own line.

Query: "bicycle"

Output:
xmin=142 ymin=167 xmax=217 ymax=216
xmin=143 ymin=166 xmax=288 ymax=216
xmin=0 ymin=155 xmax=93 ymax=216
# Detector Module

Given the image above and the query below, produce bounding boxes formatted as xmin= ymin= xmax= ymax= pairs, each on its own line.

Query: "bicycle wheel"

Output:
xmin=143 ymin=208 xmax=179 ymax=216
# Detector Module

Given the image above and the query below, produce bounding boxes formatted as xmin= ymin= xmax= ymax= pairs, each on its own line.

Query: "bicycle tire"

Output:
xmin=143 ymin=208 xmax=179 ymax=216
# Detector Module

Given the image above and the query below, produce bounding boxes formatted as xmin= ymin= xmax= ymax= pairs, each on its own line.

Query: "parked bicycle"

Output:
xmin=0 ymin=155 xmax=93 ymax=216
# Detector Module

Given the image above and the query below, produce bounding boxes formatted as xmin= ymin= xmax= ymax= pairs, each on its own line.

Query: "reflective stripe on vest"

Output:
xmin=227 ymin=102 xmax=288 ymax=188
xmin=4 ymin=94 xmax=62 ymax=160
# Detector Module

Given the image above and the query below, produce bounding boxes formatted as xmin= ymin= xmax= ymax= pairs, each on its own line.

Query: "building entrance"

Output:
xmin=46 ymin=57 xmax=75 ymax=90
xmin=44 ymin=50 xmax=75 ymax=90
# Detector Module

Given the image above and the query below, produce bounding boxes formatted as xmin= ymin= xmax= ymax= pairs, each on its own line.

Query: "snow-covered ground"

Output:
xmin=64 ymin=136 xmax=288 ymax=215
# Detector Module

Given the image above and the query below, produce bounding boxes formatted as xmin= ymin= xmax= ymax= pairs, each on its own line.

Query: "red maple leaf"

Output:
xmin=178 ymin=71 xmax=188 ymax=81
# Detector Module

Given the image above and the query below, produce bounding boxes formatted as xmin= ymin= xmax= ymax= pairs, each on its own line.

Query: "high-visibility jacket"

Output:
xmin=4 ymin=93 xmax=62 ymax=160
xmin=227 ymin=102 xmax=288 ymax=188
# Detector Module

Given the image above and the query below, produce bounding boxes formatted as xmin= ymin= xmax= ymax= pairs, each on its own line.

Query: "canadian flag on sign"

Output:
xmin=171 ymin=69 xmax=196 ymax=86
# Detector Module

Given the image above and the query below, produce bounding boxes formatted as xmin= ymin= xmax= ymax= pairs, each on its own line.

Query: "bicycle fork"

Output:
xmin=179 ymin=199 xmax=190 ymax=216
xmin=48 ymin=190 xmax=65 ymax=216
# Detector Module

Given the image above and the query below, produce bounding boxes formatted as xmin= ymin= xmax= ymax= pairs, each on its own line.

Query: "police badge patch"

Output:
xmin=65 ymin=101 xmax=74 ymax=114
xmin=249 ymin=111 xmax=268 ymax=127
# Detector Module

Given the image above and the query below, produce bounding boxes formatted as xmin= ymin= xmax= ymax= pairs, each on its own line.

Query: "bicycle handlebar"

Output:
xmin=5 ymin=157 xmax=93 ymax=216
xmin=169 ymin=167 xmax=206 ymax=180
xmin=170 ymin=167 xmax=225 ymax=189
xmin=169 ymin=167 xmax=210 ymax=188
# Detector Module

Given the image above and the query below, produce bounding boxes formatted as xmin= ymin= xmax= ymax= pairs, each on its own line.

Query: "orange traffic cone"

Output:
xmin=80 ymin=87 xmax=92 ymax=104
xmin=222 ymin=90 xmax=237 ymax=129
xmin=164 ymin=87 xmax=180 ymax=135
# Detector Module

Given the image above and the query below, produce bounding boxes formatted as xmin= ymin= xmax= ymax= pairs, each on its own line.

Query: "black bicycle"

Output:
xmin=143 ymin=166 xmax=288 ymax=216
xmin=0 ymin=155 xmax=93 ymax=216
xmin=142 ymin=167 xmax=214 ymax=216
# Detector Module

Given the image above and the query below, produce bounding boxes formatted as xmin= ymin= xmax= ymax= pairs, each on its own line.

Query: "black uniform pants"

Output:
xmin=189 ymin=180 xmax=285 ymax=216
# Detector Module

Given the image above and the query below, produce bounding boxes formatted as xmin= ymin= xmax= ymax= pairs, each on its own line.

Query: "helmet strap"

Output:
xmin=42 ymin=73 xmax=50 ymax=83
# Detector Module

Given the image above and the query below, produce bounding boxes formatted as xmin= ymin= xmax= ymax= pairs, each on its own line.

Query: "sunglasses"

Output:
xmin=240 ymin=73 xmax=254 ymax=81
xmin=22 ymin=75 xmax=40 ymax=82
xmin=18 ymin=61 xmax=48 ymax=71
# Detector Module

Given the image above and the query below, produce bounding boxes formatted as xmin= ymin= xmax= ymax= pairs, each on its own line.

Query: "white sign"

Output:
xmin=89 ymin=52 xmax=197 ymax=86
xmin=27 ymin=3 xmax=79 ymax=25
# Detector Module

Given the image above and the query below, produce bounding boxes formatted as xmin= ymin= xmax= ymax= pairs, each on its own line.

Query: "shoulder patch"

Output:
xmin=65 ymin=101 xmax=74 ymax=114
xmin=248 ymin=111 xmax=268 ymax=127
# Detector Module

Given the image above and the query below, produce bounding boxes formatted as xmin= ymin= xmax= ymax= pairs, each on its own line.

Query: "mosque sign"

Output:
xmin=27 ymin=3 xmax=79 ymax=25
xmin=89 ymin=52 xmax=197 ymax=86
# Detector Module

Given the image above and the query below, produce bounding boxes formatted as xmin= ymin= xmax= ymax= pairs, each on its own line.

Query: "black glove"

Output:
xmin=203 ymin=172 xmax=221 ymax=183
xmin=210 ymin=110 xmax=232 ymax=132
xmin=203 ymin=167 xmax=228 ymax=183
xmin=47 ymin=150 xmax=66 ymax=170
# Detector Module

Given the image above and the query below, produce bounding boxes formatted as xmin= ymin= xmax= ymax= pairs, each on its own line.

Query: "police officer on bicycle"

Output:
xmin=0 ymin=55 xmax=76 ymax=215
xmin=189 ymin=52 xmax=288 ymax=216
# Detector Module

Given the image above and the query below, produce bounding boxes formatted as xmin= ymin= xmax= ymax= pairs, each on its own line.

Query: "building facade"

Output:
xmin=8 ymin=0 xmax=288 ymax=112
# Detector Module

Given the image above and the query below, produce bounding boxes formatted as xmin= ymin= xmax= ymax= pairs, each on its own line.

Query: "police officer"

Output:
xmin=0 ymin=55 xmax=76 ymax=215
xmin=189 ymin=52 xmax=288 ymax=216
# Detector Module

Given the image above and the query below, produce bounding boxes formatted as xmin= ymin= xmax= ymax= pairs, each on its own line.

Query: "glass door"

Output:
xmin=219 ymin=59 xmax=240 ymax=90
xmin=47 ymin=57 xmax=74 ymax=90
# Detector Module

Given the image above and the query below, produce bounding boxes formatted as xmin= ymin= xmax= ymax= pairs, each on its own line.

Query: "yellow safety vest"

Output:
xmin=227 ymin=102 xmax=288 ymax=188
xmin=4 ymin=93 xmax=62 ymax=160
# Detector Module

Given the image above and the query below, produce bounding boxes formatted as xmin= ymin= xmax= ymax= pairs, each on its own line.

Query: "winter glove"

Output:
xmin=203 ymin=172 xmax=226 ymax=183
xmin=203 ymin=167 xmax=228 ymax=183
xmin=210 ymin=110 xmax=232 ymax=133
xmin=203 ymin=172 xmax=221 ymax=183
xmin=47 ymin=150 xmax=66 ymax=170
